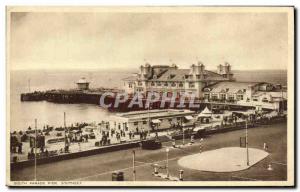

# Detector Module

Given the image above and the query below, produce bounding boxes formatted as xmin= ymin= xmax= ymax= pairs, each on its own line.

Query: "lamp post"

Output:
xmin=166 ymin=148 xmax=170 ymax=178
xmin=246 ymin=118 xmax=249 ymax=166
xmin=181 ymin=117 xmax=184 ymax=145
xmin=34 ymin=118 xmax=37 ymax=181
xmin=132 ymin=150 xmax=136 ymax=181
xmin=148 ymin=102 xmax=151 ymax=132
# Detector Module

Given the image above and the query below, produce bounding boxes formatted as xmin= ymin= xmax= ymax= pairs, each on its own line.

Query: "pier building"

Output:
xmin=112 ymin=109 xmax=196 ymax=132
xmin=203 ymin=81 xmax=287 ymax=111
xmin=123 ymin=62 xmax=287 ymax=111
xmin=123 ymin=62 xmax=234 ymax=98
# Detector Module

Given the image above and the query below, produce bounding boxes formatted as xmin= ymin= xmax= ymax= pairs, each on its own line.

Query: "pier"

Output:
xmin=20 ymin=90 xmax=260 ymax=112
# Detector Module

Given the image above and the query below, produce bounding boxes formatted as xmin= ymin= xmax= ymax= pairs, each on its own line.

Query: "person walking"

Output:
xmin=129 ymin=131 xmax=132 ymax=140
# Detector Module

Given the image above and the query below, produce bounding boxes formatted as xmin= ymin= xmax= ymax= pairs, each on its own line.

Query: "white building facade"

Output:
xmin=123 ymin=62 xmax=234 ymax=98
xmin=203 ymin=82 xmax=287 ymax=111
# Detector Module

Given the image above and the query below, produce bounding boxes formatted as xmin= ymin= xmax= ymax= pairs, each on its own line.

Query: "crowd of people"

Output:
xmin=97 ymin=121 xmax=150 ymax=146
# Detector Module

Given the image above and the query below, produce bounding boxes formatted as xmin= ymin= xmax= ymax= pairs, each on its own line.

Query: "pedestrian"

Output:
xmin=78 ymin=142 xmax=81 ymax=151
xmin=263 ymin=143 xmax=267 ymax=150
xmin=18 ymin=143 xmax=23 ymax=153
xmin=129 ymin=131 xmax=132 ymax=140
xmin=140 ymin=132 xmax=143 ymax=140
xmin=172 ymin=139 xmax=176 ymax=148
xmin=45 ymin=149 xmax=49 ymax=157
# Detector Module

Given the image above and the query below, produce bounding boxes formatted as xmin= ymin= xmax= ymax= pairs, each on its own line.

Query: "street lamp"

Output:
xmin=34 ymin=118 xmax=37 ymax=181
xmin=166 ymin=148 xmax=170 ymax=178
xmin=245 ymin=117 xmax=249 ymax=166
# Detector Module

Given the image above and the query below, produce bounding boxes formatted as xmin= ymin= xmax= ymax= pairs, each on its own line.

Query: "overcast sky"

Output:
xmin=9 ymin=10 xmax=289 ymax=70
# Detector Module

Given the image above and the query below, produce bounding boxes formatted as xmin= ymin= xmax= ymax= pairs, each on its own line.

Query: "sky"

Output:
xmin=9 ymin=9 xmax=289 ymax=70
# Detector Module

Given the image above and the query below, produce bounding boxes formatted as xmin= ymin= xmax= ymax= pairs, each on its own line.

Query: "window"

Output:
xmin=151 ymin=82 xmax=155 ymax=86
xmin=171 ymin=82 xmax=176 ymax=87
xmin=143 ymin=121 xmax=147 ymax=125
xmin=164 ymin=82 xmax=168 ymax=87
xmin=204 ymin=93 xmax=210 ymax=99
xmin=138 ymin=81 xmax=142 ymax=86
xmin=129 ymin=83 xmax=132 ymax=88
xmin=228 ymin=95 xmax=234 ymax=101
xmin=220 ymin=93 xmax=226 ymax=100
xmin=179 ymin=82 xmax=183 ymax=87
xmin=189 ymin=82 xmax=195 ymax=88
xmin=134 ymin=122 xmax=138 ymax=125
xmin=157 ymin=82 xmax=161 ymax=86
xmin=211 ymin=94 xmax=218 ymax=100
xmin=237 ymin=94 xmax=244 ymax=101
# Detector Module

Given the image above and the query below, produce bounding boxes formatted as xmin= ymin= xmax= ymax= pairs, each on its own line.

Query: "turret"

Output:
xmin=217 ymin=62 xmax=234 ymax=80
xmin=139 ymin=63 xmax=152 ymax=80
xmin=189 ymin=62 xmax=205 ymax=76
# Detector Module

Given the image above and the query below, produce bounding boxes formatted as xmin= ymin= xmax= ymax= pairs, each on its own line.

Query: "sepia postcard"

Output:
xmin=6 ymin=6 xmax=294 ymax=187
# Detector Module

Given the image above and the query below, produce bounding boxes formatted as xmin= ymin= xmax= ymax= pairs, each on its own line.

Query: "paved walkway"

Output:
xmin=177 ymin=147 xmax=269 ymax=172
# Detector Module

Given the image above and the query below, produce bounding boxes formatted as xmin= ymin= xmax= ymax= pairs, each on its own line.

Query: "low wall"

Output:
xmin=11 ymin=141 xmax=140 ymax=170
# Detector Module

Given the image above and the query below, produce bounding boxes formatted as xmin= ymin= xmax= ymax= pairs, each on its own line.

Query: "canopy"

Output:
xmin=151 ymin=119 xmax=161 ymax=124
xmin=184 ymin=116 xmax=194 ymax=120
xmin=198 ymin=107 xmax=212 ymax=118
xmin=201 ymin=107 xmax=212 ymax=114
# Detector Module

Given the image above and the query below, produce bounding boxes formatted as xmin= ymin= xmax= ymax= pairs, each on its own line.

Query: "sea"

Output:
xmin=10 ymin=69 xmax=287 ymax=131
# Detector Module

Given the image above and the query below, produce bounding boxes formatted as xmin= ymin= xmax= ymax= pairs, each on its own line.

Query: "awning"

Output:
xmin=151 ymin=119 xmax=161 ymax=124
xmin=184 ymin=116 xmax=194 ymax=120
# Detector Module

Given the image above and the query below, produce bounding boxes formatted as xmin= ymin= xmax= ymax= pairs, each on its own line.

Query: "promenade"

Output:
xmin=11 ymin=122 xmax=287 ymax=181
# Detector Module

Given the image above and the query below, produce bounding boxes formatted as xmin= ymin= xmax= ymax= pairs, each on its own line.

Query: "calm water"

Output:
xmin=10 ymin=69 xmax=287 ymax=131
